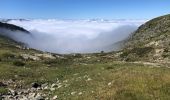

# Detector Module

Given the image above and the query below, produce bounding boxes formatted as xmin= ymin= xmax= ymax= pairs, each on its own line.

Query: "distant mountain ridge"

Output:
xmin=0 ymin=22 xmax=29 ymax=33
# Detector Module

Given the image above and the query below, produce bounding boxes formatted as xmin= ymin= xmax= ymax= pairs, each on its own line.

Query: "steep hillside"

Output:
xmin=121 ymin=14 xmax=170 ymax=62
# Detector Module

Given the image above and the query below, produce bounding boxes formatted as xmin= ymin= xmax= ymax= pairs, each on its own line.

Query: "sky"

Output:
xmin=0 ymin=0 xmax=170 ymax=19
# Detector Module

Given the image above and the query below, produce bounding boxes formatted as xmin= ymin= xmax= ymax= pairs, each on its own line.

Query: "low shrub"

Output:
xmin=121 ymin=47 xmax=154 ymax=58
xmin=2 ymin=52 xmax=15 ymax=59
xmin=13 ymin=60 xmax=25 ymax=66
xmin=44 ymin=58 xmax=72 ymax=66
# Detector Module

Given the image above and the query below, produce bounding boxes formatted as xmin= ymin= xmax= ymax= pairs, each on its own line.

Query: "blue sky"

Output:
xmin=0 ymin=0 xmax=170 ymax=19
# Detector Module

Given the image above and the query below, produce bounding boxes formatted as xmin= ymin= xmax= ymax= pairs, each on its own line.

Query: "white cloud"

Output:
xmin=3 ymin=19 xmax=146 ymax=54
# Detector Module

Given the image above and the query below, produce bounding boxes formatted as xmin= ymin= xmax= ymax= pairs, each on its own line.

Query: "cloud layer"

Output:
xmin=2 ymin=19 xmax=146 ymax=54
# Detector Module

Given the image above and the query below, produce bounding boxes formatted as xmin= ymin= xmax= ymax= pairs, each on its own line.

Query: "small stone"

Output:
xmin=78 ymin=92 xmax=82 ymax=95
xmin=87 ymin=57 xmax=91 ymax=59
xmin=18 ymin=91 xmax=24 ymax=95
xmin=29 ymin=93 xmax=36 ymax=98
xmin=51 ymin=83 xmax=57 ymax=88
xmin=14 ymin=75 xmax=18 ymax=78
xmin=57 ymin=85 xmax=62 ymax=89
xmin=44 ymin=86 xmax=48 ymax=90
xmin=9 ymin=88 xmax=17 ymax=96
xmin=20 ymin=95 xmax=28 ymax=100
xmin=63 ymin=80 xmax=68 ymax=83
xmin=108 ymin=82 xmax=112 ymax=86
xmin=32 ymin=82 xmax=41 ymax=88
xmin=42 ymin=83 xmax=48 ymax=88
xmin=87 ymin=78 xmax=92 ymax=81
xmin=73 ymin=73 xmax=78 ymax=76
xmin=52 ymin=95 xmax=58 ymax=100
xmin=64 ymin=84 xmax=69 ymax=87
xmin=71 ymin=91 xmax=76 ymax=95
xmin=50 ymin=88 xmax=55 ymax=91
xmin=35 ymin=93 xmax=44 ymax=100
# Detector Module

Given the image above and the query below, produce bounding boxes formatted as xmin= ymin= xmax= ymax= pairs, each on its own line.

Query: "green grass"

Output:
xmin=0 ymin=60 xmax=170 ymax=100
xmin=0 ymin=87 xmax=8 ymax=95
xmin=0 ymin=35 xmax=170 ymax=99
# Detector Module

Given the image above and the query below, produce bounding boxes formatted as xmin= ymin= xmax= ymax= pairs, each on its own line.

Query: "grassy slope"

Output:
xmin=121 ymin=14 xmax=170 ymax=62
xmin=0 ymin=34 xmax=170 ymax=99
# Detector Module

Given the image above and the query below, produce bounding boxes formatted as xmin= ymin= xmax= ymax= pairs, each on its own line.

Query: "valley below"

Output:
xmin=0 ymin=14 xmax=170 ymax=100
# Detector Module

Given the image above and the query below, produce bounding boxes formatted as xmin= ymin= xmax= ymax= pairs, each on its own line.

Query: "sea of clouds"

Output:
xmin=2 ymin=19 xmax=146 ymax=54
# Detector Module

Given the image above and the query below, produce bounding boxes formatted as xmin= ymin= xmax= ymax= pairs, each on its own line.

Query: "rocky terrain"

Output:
xmin=0 ymin=14 xmax=170 ymax=100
